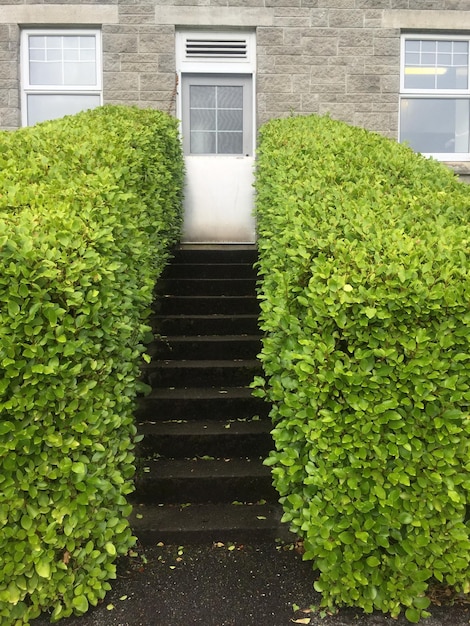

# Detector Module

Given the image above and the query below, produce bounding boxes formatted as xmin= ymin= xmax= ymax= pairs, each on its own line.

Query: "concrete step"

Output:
xmin=164 ymin=262 xmax=257 ymax=280
xmin=173 ymin=246 xmax=257 ymax=265
xmin=148 ymin=335 xmax=262 ymax=360
xmin=150 ymin=314 xmax=260 ymax=336
xmin=137 ymin=419 xmax=272 ymax=458
xmin=129 ymin=502 xmax=290 ymax=544
xmin=136 ymin=386 xmax=268 ymax=421
xmin=141 ymin=359 xmax=261 ymax=388
xmin=134 ymin=458 xmax=276 ymax=504
xmin=153 ymin=295 xmax=260 ymax=316
xmin=158 ymin=278 xmax=257 ymax=297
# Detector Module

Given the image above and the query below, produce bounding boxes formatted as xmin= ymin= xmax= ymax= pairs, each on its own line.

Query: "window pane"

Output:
xmin=404 ymin=39 xmax=469 ymax=90
xmin=400 ymin=98 xmax=469 ymax=153
xmin=217 ymin=86 xmax=243 ymax=109
xmin=218 ymin=132 xmax=243 ymax=154
xmin=45 ymin=37 xmax=61 ymax=49
xmin=29 ymin=61 xmax=62 ymax=85
xmin=27 ymin=94 xmax=100 ymax=126
xmin=190 ymin=131 xmax=216 ymax=154
xmin=191 ymin=109 xmax=216 ymax=131
xmin=29 ymin=36 xmax=45 ymax=49
xmin=218 ymin=109 xmax=243 ymax=131
xmin=28 ymin=34 xmax=98 ymax=87
xmin=64 ymin=62 xmax=97 ymax=86
xmin=190 ymin=85 xmax=215 ymax=108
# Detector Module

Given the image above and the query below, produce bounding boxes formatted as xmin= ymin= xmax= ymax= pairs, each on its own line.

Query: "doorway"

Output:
xmin=176 ymin=31 xmax=256 ymax=243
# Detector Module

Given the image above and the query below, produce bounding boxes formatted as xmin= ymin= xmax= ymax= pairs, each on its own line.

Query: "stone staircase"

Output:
xmin=130 ymin=246 xmax=288 ymax=544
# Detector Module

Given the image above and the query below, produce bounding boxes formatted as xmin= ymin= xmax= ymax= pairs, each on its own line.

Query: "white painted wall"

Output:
xmin=182 ymin=156 xmax=255 ymax=243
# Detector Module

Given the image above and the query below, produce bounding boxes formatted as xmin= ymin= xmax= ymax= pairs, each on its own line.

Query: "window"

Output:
xmin=181 ymin=74 xmax=253 ymax=156
xmin=21 ymin=29 xmax=102 ymax=126
xmin=400 ymin=35 xmax=470 ymax=161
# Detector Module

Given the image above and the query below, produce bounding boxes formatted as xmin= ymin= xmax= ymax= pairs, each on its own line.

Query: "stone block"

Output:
xmin=8 ymin=88 xmax=18 ymax=108
xmin=257 ymin=54 xmax=277 ymax=72
xmin=338 ymin=45 xmax=373 ymax=57
xmin=356 ymin=0 xmax=389 ymax=7
xmin=121 ymin=61 xmax=160 ymax=73
xmin=364 ymin=10 xmax=385 ymax=27
xmin=338 ymin=29 xmax=374 ymax=48
xmin=408 ymin=0 xmax=442 ymax=8
xmin=266 ymin=0 xmax=301 ymax=7
xmin=257 ymin=74 xmax=294 ymax=92
xmin=380 ymin=74 xmax=400 ymax=93
xmin=283 ymin=28 xmax=311 ymax=46
xmin=347 ymin=74 xmax=381 ymax=93
xmin=262 ymin=92 xmax=302 ymax=112
xmin=0 ymin=107 xmax=20 ymax=130
xmin=139 ymin=72 xmax=176 ymax=92
xmin=103 ymin=33 xmax=138 ymax=54
xmin=318 ymin=102 xmax=355 ymax=124
xmin=445 ymin=0 xmax=470 ymax=8
xmin=300 ymin=92 xmax=320 ymax=112
xmin=302 ymin=36 xmax=338 ymax=56
xmin=319 ymin=0 xmax=355 ymax=7
xmin=373 ymin=36 xmax=400 ymax=56
xmin=103 ymin=53 xmax=121 ymax=72
xmin=310 ymin=8 xmax=328 ymax=26
xmin=328 ymin=9 xmax=364 ymax=28
xmin=309 ymin=65 xmax=346 ymax=84
xmin=103 ymin=71 xmax=139 ymax=92
xmin=273 ymin=8 xmax=312 ymax=28
xmin=353 ymin=111 xmax=393 ymax=133
xmin=138 ymin=33 xmax=174 ymax=54
xmin=257 ymin=27 xmax=284 ymax=46
xmin=158 ymin=54 xmax=176 ymax=73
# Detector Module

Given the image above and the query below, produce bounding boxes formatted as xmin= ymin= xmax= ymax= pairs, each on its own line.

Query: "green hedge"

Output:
xmin=0 ymin=105 xmax=183 ymax=624
xmin=254 ymin=114 xmax=470 ymax=622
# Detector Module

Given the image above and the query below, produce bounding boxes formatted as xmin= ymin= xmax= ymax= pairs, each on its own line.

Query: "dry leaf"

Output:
xmin=291 ymin=619 xmax=310 ymax=625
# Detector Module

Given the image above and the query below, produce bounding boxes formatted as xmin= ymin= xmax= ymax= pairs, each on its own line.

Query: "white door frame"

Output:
xmin=176 ymin=30 xmax=256 ymax=243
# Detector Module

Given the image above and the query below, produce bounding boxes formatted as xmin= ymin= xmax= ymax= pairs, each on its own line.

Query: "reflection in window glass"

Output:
xmin=400 ymin=98 xmax=469 ymax=153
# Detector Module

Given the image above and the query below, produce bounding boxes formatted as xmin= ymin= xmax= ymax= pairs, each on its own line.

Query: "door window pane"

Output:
xmin=189 ymin=84 xmax=244 ymax=154
xmin=400 ymin=98 xmax=469 ymax=153
xmin=218 ymin=132 xmax=243 ymax=154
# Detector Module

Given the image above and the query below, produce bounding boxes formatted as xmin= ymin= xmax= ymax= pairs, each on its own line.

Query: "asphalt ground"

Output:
xmin=31 ymin=541 xmax=470 ymax=626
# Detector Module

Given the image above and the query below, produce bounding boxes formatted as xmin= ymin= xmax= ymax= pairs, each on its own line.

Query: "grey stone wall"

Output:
xmin=0 ymin=0 xmax=469 ymax=169
xmin=0 ymin=24 xmax=20 ymax=130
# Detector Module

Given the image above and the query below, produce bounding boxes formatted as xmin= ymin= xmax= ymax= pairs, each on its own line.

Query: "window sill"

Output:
xmin=445 ymin=162 xmax=470 ymax=182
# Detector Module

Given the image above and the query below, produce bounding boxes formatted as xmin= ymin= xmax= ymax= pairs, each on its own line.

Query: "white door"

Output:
xmin=176 ymin=32 xmax=256 ymax=243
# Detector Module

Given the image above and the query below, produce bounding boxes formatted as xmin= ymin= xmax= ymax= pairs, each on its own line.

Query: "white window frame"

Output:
xmin=399 ymin=33 xmax=470 ymax=161
xmin=21 ymin=28 xmax=102 ymax=127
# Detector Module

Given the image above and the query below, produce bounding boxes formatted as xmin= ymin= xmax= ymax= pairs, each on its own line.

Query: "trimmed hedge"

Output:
xmin=0 ymin=105 xmax=183 ymax=624
xmin=254 ymin=114 xmax=470 ymax=622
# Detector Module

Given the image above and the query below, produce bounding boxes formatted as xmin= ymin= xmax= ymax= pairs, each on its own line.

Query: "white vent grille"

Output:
xmin=185 ymin=38 xmax=248 ymax=60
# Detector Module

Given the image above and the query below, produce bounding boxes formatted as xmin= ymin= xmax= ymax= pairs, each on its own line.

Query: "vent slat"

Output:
xmin=186 ymin=39 xmax=248 ymax=59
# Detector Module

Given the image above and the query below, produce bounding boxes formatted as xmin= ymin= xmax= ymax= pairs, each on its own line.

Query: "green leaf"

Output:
xmin=72 ymin=595 xmax=89 ymax=614
xmin=405 ymin=608 xmax=421 ymax=623
xmin=35 ymin=559 xmax=51 ymax=579
xmin=8 ymin=300 xmax=20 ymax=317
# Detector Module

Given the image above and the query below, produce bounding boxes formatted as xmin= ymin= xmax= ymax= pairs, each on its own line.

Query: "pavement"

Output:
xmin=31 ymin=540 xmax=470 ymax=626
